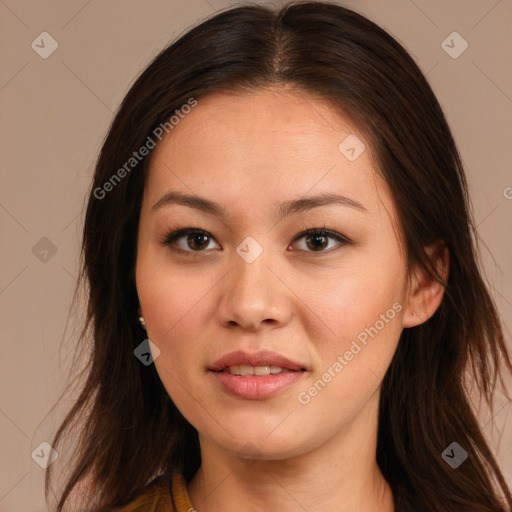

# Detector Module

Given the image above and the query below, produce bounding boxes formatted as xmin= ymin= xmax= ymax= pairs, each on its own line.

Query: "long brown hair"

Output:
xmin=45 ymin=2 xmax=512 ymax=511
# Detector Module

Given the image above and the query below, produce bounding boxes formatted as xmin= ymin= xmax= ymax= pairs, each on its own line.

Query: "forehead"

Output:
xmin=145 ymin=87 xmax=395 ymax=223
xmin=153 ymin=87 xmax=361 ymax=157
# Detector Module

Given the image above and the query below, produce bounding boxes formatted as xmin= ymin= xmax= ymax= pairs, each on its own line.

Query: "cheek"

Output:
xmin=135 ymin=260 xmax=214 ymax=392
xmin=297 ymin=277 xmax=403 ymax=427
xmin=299 ymin=249 xmax=406 ymax=390
xmin=137 ymin=267 xmax=211 ymax=405
xmin=137 ymin=252 xmax=210 ymax=336
xmin=303 ymin=261 xmax=405 ymax=342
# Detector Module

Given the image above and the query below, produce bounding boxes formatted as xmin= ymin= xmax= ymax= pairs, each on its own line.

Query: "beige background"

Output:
xmin=1 ymin=0 xmax=511 ymax=510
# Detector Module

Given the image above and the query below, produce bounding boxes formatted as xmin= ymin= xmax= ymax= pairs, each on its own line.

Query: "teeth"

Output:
xmin=239 ymin=365 xmax=255 ymax=376
xmin=225 ymin=365 xmax=287 ymax=376
xmin=253 ymin=365 xmax=270 ymax=376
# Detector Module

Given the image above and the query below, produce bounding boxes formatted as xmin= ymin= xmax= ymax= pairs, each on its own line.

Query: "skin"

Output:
xmin=135 ymin=86 xmax=449 ymax=512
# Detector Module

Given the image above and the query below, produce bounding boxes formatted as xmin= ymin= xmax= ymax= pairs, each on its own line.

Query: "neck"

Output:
xmin=187 ymin=392 xmax=394 ymax=512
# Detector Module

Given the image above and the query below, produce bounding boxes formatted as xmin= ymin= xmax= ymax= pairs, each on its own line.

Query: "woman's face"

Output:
xmin=136 ymin=87 xmax=415 ymax=461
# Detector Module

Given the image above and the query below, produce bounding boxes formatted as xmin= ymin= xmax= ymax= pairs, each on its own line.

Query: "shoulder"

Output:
xmin=112 ymin=476 xmax=175 ymax=512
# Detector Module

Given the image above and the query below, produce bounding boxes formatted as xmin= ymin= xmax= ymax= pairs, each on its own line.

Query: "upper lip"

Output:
xmin=209 ymin=350 xmax=307 ymax=372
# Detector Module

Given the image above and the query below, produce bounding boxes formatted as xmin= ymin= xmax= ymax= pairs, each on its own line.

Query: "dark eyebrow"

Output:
xmin=276 ymin=193 xmax=367 ymax=219
xmin=151 ymin=191 xmax=368 ymax=218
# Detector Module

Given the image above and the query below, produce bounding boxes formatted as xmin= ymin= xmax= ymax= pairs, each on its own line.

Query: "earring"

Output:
xmin=139 ymin=316 xmax=146 ymax=329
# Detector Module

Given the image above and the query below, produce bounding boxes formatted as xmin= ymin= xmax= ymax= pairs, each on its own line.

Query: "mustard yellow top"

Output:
xmin=114 ymin=473 xmax=193 ymax=512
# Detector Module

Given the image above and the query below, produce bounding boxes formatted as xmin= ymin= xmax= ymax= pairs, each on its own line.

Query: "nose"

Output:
xmin=217 ymin=250 xmax=293 ymax=332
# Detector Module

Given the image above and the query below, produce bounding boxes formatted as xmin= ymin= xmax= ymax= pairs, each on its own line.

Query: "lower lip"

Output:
xmin=209 ymin=370 xmax=306 ymax=399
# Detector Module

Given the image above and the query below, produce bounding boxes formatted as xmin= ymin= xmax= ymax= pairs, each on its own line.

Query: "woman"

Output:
xmin=45 ymin=2 xmax=512 ymax=511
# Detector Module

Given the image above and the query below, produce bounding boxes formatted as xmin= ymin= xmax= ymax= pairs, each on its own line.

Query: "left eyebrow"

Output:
xmin=276 ymin=193 xmax=368 ymax=221
xmin=151 ymin=191 xmax=368 ymax=219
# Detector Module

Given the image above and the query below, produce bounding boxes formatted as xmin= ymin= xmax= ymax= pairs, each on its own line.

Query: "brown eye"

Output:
xmin=161 ymin=227 xmax=349 ymax=256
xmin=305 ymin=232 xmax=329 ymax=251
xmin=162 ymin=229 xmax=220 ymax=253
xmin=292 ymin=229 xmax=349 ymax=254
xmin=185 ymin=232 xmax=210 ymax=250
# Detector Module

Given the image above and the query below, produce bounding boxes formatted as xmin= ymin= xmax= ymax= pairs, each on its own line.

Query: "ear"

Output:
xmin=403 ymin=241 xmax=450 ymax=328
xmin=137 ymin=306 xmax=143 ymax=317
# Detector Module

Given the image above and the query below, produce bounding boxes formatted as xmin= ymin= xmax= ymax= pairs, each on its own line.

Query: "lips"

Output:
xmin=209 ymin=350 xmax=307 ymax=373
xmin=209 ymin=350 xmax=308 ymax=399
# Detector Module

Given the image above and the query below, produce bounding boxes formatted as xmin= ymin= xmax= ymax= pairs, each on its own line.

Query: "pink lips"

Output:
xmin=210 ymin=350 xmax=306 ymax=372
xmin=208 ymin=350 xmax=307 ymax=400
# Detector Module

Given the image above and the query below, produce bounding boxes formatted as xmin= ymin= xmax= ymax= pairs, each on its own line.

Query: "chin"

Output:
xmin=212 ymin=428 xmax=309 ymax=462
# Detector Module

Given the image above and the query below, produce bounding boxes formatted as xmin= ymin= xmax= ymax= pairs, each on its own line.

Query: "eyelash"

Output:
xmin=159 ymin=223 xmax=351 ymax=256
